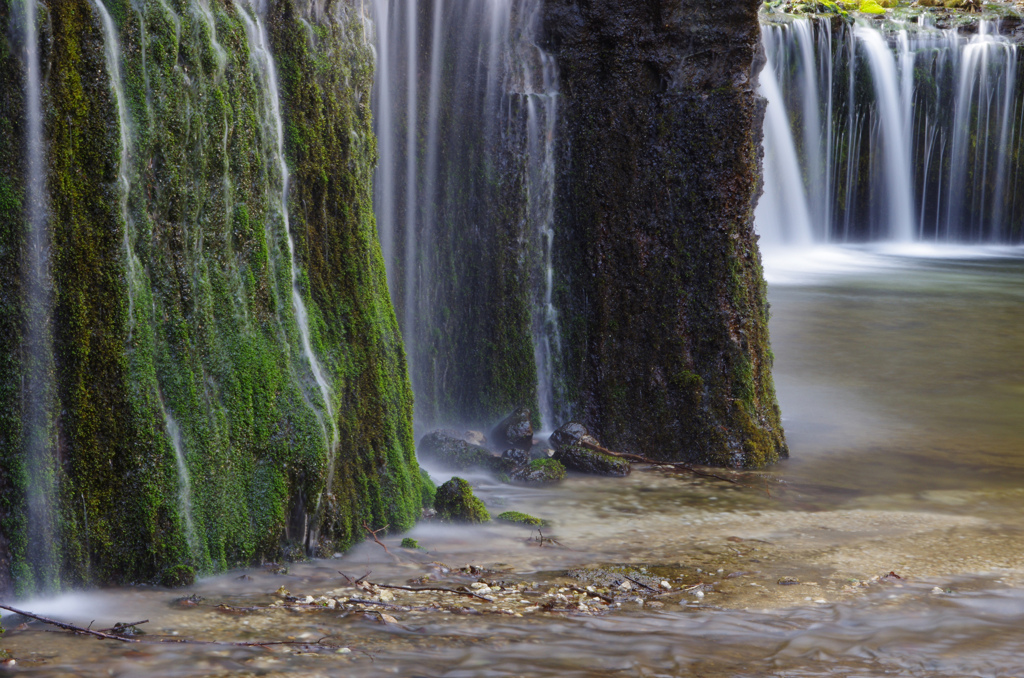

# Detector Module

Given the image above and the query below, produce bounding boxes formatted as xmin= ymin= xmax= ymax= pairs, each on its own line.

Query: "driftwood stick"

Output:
xmin=621 ymin=575 xmax=659 ymax=593
xmin=566 ymin=585 xmax=615 ymax=604
xmin=363 ymin=522 xmax=391 ymax=554
xmin=578 ymin=440 xmax=739 ymax=484
xmin=372 ymin=582 xmax=494 ymax=603
xmin=0 ymin=605 xmax=138 ymax=643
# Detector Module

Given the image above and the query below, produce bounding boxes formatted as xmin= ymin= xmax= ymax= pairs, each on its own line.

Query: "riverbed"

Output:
xmin=3 ymin=246 xmax=1023 ymax=676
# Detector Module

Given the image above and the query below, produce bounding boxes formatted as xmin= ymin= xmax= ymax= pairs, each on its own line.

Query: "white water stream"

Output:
xmin=758 ymin=17 xmax=1022 ymax=247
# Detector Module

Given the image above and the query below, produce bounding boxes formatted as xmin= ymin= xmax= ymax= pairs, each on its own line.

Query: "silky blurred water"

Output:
xmin=2 ymin=247 xmax=1023 ymax=676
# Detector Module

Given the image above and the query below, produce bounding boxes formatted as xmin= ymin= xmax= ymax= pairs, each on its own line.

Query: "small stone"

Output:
xmin=931 ymin=587 xmax=944 ymax=594
xmin=276 ymin=586 xmax=289 ymax=597
xmin=660 ymin=581 xmax=672 ymax=590
xmin=694 ymin=590 xmax=705 ymax=599
xmin=302 ymin=595 xmax=314 ymax=604
xmin=617 ymin=580 xmax=633 ymax=591
xmin=336 ymin=648 xmax=352 ymax=655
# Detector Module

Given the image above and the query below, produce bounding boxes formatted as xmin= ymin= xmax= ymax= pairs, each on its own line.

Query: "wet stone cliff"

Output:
xmin=543 ymin=0 xmax=787 ymax=465
xmin=0 ymin=0 xmax=425 ymax=595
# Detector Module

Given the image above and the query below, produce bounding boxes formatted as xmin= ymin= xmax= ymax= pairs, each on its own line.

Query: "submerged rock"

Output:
xmin=433 ymin=478 xmax=490 ymax=523
xmin=553 ymin=444 xmax=631 ymax=477
xmin=492 ymin=407 xmax=534 ymax=450
xmin=549 ymin=421 xmax=601 ymax=450
xmin=418 ymin=430 xmax=502 ymax=472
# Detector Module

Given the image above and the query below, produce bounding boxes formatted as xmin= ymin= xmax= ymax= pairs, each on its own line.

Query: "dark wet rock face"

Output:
xmin=501 ymin=448 xmax=532 ymax=469
xmin=418 ymin=431 xmax=502 ymax=472
xmin=549 ymin=422 xmax=601 ymax=450
xmin=553 ymin=444 xmax=631 ymax=477
xmin=492 ymin=407 xmax=534 ymax=450
xmin=434 ymin=477 xmax=491 ymax=523
xmin=542 ymin=0 xmax=787 ymax=467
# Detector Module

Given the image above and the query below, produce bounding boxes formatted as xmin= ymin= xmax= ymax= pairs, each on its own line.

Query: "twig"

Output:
xmin=621 ymin=575 xmax=659 ymax=593
xmin=363 ymin=522 xmax=390 ymax=554
xmin=338 ymin=571 xmax=373 ymax=586
xmin=346 ymin=598 xmax=412 ymax=611
xmin=566 ymin=585 xmax=615 ymax=604
xmin=372 ymin=582 xmax=494 ymax=602
xmin=577 ymin=441 xmax=739 ymax=484
xmin=0 ymin=605 xmax=138 ymax=643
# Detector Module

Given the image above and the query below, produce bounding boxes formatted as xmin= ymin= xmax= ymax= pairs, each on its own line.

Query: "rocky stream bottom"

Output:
xmin=3 ymin=246 xmax=1024 ymax=676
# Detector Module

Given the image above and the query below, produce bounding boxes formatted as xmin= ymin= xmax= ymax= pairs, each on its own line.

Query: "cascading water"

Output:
xmin=758 ymin=15 xmax=1024 ymax=246
xmin=237 ymin=2 xmax=339 ymax=494
xmin=161 ymin=402 xmax=199 ymax=561
xmin=371 ymin=0 xmax=562 ymax=429
xmin=19 ymin=0 xmax=58 ymax=591
xmin=91 ymin=0 xmax=142 ymax=332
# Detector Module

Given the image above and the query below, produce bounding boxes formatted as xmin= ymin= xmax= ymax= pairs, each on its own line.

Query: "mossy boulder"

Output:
xmin=433 ymin=478 xmax=490 ymax=523
xmin=552 ymin=444 xmax=631 ymax=477
xmin=418 ymin=430 xmax=502 ymax=472
xmin=400 ymin=538 xmax=421 ymax=549
xmin=507 ymin=458 xmax=567 ymax=485
xmin=496 ymin=511 xmax=547 ymax=527
xmin=492 ymin=407 xmax=534 ymax=450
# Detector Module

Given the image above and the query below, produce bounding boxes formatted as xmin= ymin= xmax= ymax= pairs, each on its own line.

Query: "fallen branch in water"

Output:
xmin=578 ymin=440 xmax=739 ymax=484
xmin=363 ymin=522 xmax=391 ymax=554
xmin=566 ymin=585 xmax=615 ymax=604
xmin=0 ymin=605 xmax=139 ymax=643
xmin=339 ymin=573 xmax=493 ymax=602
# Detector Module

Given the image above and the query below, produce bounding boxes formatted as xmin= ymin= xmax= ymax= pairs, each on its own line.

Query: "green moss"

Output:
xmin=860 ymin=0 xmax=888 ymax=12
xmin=496 ymin=511 xmax=547 ymax=527
xmin=400 ymin=537 xmax=420 ymax=549
xmin=526 ymin=458 xmax=567 ymax=482
xmin=433 ymin=477 xmax=490 ymax=523
xmin=0 ymin=0 xmax=423 ymax=593
xmin=419 ymin=468 xmax=437 ymax=509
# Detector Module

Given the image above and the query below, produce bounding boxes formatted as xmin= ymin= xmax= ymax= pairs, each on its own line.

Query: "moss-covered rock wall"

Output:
xmin=0 ymin=0 xmax=422 ymax=594
xmin=543 ymin=0 xmax=787 ymax=466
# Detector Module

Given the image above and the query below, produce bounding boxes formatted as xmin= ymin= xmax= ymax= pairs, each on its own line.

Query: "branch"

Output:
xmin=579 ymin=440 xmax=739 ymax=484
xmin=0 ymin=605 xmax=138 ymax=643
xmin=373 ymin=582 xmax=494 ymax=602
xmin=362 ymin=522 xmax=390 ymax=554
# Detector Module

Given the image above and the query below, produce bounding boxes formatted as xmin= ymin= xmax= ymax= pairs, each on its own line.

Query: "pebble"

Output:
xmin=694 ymin=590 xmax=705 ymax=599
xmin=931 ymin=586 xmax=945 ymax=594
xmin=660 ymin=581 xmax=671 ymax=590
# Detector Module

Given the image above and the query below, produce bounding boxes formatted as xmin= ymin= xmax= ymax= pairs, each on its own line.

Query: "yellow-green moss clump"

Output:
xmin=0 ymin=0 xmax=424 ymax=594
xmin=496 ymin=511 xmax=547 ymax=527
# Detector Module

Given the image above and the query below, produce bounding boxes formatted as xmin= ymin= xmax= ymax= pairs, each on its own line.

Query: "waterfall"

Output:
xmin=520 ymin=1 xmax=561 ymax=431
xmin=372 ymin=0 xmax=561 ymax=429
xmin=91 ymin=0 xmax=141 ymax=332
xmin=758 ymin=16 xmax=1024 ymax=245
xmin=160 ymin=401 xmax=199 ymax=561
xmin=19 ymin=0 xmax=58 ymax=591
xmin=237 ymin=4 xmax=339 ymax=484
